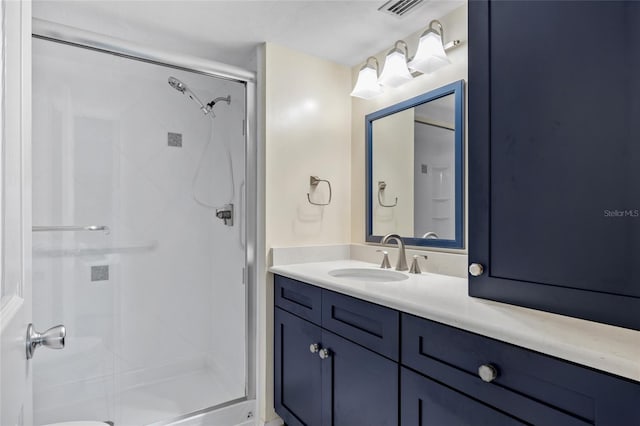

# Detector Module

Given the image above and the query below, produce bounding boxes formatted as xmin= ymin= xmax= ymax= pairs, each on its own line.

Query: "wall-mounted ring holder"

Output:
xmin=307 ymin=176 xmax=332 ymax=206
xmin=377 ymin=181 xmax=397 ymax=207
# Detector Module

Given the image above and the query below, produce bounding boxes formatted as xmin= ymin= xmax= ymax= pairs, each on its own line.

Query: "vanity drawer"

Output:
xmin=401 ymin=313 xmax=640 ymax=425
xmin=274 ymin=275 xmax=322 ymax=325
xmin=401 ymin=366 xmax=587 ymax=426
xmin=322 ymin=290 xmax=399 ymax=360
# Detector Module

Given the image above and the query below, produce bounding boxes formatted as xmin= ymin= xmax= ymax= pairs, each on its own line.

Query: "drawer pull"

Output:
xmin=309 ymin=343 xmax=320 ymax=354
xmin=478 ymin=364 xmax=499 ymax=382
xmin=319 ymin=348 xmax=332 ymax=360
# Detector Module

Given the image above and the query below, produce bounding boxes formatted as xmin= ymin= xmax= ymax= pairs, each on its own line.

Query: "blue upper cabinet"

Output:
xmin=469 ymin=0 xmax=640 ymax=330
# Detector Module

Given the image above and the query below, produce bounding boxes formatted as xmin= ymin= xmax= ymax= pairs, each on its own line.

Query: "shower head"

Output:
xmin=168 ymin=76 xmax=187 ymax=93
xmin=168 ymin=76 xmax=210 ymax=115
xmin=168 ymin=76 xmax=231 ymax=117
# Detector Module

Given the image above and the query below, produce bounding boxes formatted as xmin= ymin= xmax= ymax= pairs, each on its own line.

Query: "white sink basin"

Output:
xmin=328 ymin=267 xmax=408 ymax=282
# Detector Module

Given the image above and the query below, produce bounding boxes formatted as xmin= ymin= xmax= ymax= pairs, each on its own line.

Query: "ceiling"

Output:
xmin=33 ymin=0 xmax=464 ymax=71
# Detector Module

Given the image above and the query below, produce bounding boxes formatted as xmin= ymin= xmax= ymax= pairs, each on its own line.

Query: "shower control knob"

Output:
xmin=26 ymin=323 xmax=66 ymax=360
xmin=469 ymin=263 xmax=485 ymax=277
xmin=319 ymin=348 xmax=332 ymax=360
xmin=309 ymin=343 xmax=320 ymax=354
xmin=478 ymin=364 xmax=499 ymax=383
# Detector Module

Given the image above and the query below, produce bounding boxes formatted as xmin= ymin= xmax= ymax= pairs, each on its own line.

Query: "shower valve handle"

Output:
xmin=215 ymin=204 xmax=234 ymax=227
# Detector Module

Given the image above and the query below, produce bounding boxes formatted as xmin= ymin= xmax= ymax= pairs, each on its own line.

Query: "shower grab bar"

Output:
xmin=33 ymin=225 xmax=110 ymax=235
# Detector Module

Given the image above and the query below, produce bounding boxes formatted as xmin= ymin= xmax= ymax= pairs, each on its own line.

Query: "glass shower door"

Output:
xmin=31 ymin=37 xmax=247 ymax=426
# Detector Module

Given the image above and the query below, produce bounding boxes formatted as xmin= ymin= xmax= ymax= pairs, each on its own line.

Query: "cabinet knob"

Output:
xmin=478 ymin=364 xmax=499 ymax=383
xmin=319 ymin=348 xmax=332 ymax=360
xmin=469 ymin=263 xmax=485 ymax=277
xmin=309 ymin=343 xmax=320 ymax=354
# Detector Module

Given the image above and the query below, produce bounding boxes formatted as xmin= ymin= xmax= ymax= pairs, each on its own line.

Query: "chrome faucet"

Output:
xmin=381 ymin=233 xmax=408 ymax=271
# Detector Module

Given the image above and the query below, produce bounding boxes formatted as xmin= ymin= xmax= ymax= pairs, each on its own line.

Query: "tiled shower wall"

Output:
xmin=31 ymin=38 xmax=247 ymax=424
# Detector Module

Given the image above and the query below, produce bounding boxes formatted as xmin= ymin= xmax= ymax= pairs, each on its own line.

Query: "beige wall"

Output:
xmin=265 ymin=43 xmax=352 ymax=250
xmin=351 ymin=4 xmax=468 ymax=253
xmin=260 ymin=42 xmax=352 ymax=424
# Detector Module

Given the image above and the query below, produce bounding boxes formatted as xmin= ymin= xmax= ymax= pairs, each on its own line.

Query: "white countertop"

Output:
xmin=270 ymin=260 xmax=640 ymax=382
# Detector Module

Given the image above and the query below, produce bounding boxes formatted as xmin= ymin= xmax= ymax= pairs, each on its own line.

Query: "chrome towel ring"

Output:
xmin=307 ymin=176 xmax=332 ymax=206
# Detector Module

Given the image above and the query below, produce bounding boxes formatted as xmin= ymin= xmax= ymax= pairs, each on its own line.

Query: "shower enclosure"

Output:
xmin=30 ymin=22 xmax=255 ymax=426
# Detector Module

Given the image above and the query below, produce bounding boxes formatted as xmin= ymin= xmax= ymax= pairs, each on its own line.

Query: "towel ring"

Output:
xmin=377 ymin=181 xmax=397 ymax=207
xmin=307 ymin=176 xmax=332 ymax=206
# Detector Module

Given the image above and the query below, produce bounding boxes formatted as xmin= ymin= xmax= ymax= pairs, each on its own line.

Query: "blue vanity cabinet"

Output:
xmin=401 ymin=368 xmax=527 ymax=426
xmin=320 ymin=330 xmax=398 ymax=426
xmin=402 ymin=313 xmax=640 ymax=426
xmin=274 ymin=275 xmax=399 ymax=425
xmin=274 ymin=307 xmax=323 ymax=426
xmin=275 ymin=275 xmax=322 ymax=325
xmin=468 ymin=0 xmax=640 ymax=330
xmin=321 ymin=289 xmax=399 ymax=361
xmin=274 ymin=275 xmax=640 ymax=425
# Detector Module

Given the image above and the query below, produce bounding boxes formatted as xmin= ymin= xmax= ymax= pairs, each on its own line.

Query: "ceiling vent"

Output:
xmin=378 ymin=0 xmax=425 ymax=17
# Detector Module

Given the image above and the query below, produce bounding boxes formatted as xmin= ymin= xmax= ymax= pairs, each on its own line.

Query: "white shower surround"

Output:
xmin=31 ymin=35 xmax=250 ymax=425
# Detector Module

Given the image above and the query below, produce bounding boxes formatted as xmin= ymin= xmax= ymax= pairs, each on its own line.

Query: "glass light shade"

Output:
xmin=350 ymin=65 xmax=383 ymax=99
xmin=408 ymin=30 xmax=451 ymax=74
xmin=378 ymin=49 xmax=413 ymax=88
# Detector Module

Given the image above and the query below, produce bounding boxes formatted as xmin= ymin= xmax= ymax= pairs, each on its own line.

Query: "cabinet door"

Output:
xmin=469 ymin=0 xmax=640 ymax=330
xmin=321 ymin=330 xmax=398 ymax=426
xmin=274 ymin=308 xmax=322 ymax=426
xmin=401 ymin=368 xmax=526 ymax=426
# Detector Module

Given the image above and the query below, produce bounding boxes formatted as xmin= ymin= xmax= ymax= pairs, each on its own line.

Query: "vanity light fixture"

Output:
xmin=378 ymin=40 xmax=413 ymax=88
xmin=350 ymin=56 xmax=384 ymax=99
xmin=408 ymin=19 xmax=451 ymax=74
xmin=350 ymin=19 xmax=462 ymax=98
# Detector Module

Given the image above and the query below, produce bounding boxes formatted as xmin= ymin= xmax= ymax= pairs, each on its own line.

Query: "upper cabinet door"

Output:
xmin=469 ymin=0 xmax=640 ymax=330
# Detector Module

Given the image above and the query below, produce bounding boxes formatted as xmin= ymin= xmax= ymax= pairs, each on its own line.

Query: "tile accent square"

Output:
xmin=168 ymin=132 xmax=182 ymax=147
xmin=91 ymin=265 xmax=109 ymax=282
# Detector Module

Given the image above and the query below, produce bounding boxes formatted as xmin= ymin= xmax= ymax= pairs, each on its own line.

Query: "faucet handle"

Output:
xmin=376 ymin=250 xmax=392 ymax=269
xmin=409 ymin=255 xmax=428 ymax=274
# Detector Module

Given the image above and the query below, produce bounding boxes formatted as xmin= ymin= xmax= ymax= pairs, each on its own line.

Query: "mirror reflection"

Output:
xmin=366 ymin=80 xmax=464 ymax=248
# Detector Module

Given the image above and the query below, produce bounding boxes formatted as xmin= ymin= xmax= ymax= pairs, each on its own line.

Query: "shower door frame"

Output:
xmin=31 ymin=18 xmax=258 ymax=422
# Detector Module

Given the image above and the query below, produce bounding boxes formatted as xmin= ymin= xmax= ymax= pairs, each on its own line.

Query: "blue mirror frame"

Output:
xmin=366 ymin=80 xmax=464 ymax=249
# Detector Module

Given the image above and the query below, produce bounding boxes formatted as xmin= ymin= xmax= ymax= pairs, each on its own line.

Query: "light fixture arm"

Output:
xmin=444 ymin=40 xmax=461 ymax=51
xmin=424 ymin=20 xmax=460 ymax=52
xmin=428 ymin=19 xmax=444 ymax=41
xmin=392 ymin=40 xmax=409 ymax=56
xmin=365 ymin=56 xmax=380 ymax=70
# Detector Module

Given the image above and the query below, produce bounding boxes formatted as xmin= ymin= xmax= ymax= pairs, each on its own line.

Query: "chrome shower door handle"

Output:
xmin=26 ymin=323 xmax=66 ymax=359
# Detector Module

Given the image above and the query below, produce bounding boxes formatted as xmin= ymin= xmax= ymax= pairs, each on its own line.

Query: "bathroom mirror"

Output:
xmin=366 ymin=80 xmax=464 ymax=248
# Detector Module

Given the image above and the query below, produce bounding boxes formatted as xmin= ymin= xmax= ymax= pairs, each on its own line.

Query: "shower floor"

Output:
xmin=35 ymin=366 xmax=243 ymax=426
